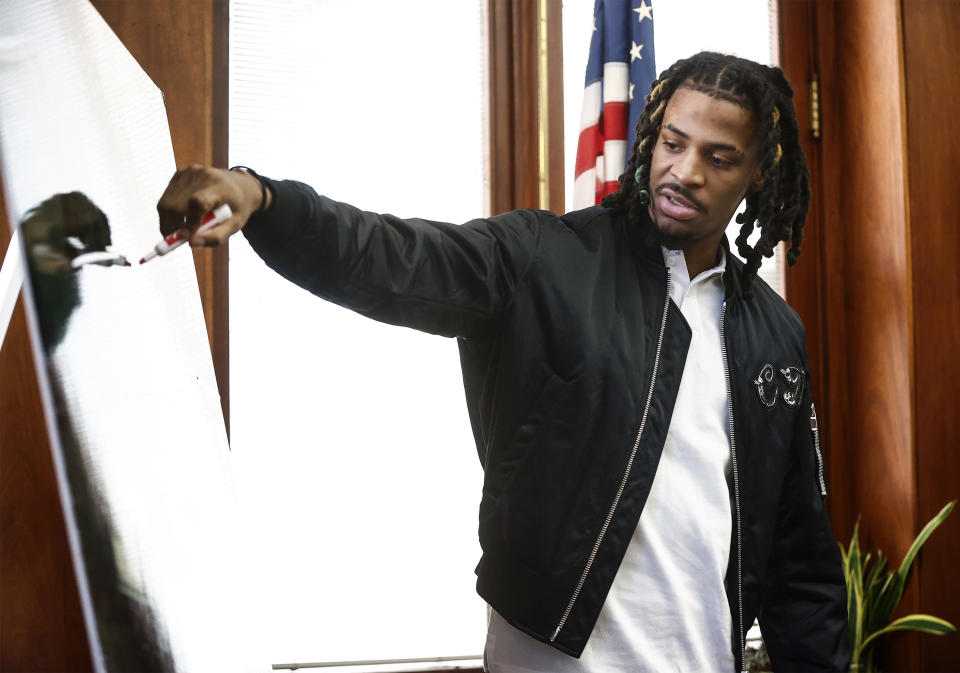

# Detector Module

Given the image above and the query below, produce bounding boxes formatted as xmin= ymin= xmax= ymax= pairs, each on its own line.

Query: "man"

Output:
xmin=159 ymin=52 xmax=848 ymax=672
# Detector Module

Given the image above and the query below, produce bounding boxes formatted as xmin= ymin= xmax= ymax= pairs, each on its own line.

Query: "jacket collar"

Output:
xmin=718 ymin=235 xmax=744 ymax=301
xmin=618 ymin=205 xmax=744 ymax=302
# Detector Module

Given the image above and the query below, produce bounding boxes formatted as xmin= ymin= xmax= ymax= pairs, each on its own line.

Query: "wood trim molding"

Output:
xmin=779 ymin=0 xmax=833 ymax=480
xmin=487 ymin=0 xmax=564 ymax=215
xmin=211 ymin=0 xmax=230 ymax=437
xmin=540 ymin=0 xmax=565 ymax=213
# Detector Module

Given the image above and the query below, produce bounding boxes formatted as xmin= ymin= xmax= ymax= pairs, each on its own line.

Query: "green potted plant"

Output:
xmin=839 ymin=500 xmax=957 ymax=672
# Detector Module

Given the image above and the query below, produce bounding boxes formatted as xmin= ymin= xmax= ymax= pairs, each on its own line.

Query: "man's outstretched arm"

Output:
xmin=156 ymin=165 xmax=541 ymax=339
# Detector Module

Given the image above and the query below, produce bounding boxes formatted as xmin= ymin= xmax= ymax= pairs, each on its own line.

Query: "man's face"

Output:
xmin=647 ymin=86 xmax=762 ymax=260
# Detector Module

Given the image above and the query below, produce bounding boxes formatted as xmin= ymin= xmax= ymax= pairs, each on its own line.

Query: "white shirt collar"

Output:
xmin=661 ymin=246 xmax=726 ymax=307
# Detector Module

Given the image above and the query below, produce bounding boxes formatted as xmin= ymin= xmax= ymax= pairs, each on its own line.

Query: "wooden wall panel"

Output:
xmin=779 ymin=0 xmax=820 ymax=404
xmin=800 ymin=0 xmax=863 ymax=549
xmin=816 ymin=1 xmax=920 ymax=669
xmin=786 ymin=0 xmax=916 ymax=558
xmin=902 ymin=1 xmax=960 ymax=670
xmin=779 ymin=0 xmax=850 ymax=527
xmin=825 ymin=0 xmax=915 ymax=569
xmin=781 ymin=0 xmax=960 ymax=668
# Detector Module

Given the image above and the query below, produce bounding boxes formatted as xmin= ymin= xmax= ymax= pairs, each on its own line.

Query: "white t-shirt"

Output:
xmin=484 ymin=248 xmax=734 ymax=673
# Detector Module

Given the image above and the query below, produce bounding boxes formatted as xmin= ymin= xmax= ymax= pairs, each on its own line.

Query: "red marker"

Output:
xmin=139 ymin=204 xmax=233 ymax=264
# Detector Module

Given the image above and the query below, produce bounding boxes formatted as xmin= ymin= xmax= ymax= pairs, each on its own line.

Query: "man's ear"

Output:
xmin=749 ymin=167 xmax=764 ymax=194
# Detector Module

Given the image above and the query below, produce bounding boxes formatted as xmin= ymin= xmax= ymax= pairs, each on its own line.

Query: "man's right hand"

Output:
xmin=156 ymin=165 xmax=270 ymax=248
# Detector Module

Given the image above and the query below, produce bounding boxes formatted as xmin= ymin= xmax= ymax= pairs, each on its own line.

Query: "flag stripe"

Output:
xmin=575 ymin=124 xmax=603 ymax=177
xmin=603 ymin=102 xmax=628 ymax=141
xmin=572 ymin=0 xmax=656 ymax=210
xmin=602 ymin=140 xmax=627 ymax=182
xmin=573 ymin=170 xmax=597 ymax=208
xmin=602 ymin=62 xmax=629 ymax=102
xmin=579 ymin=81 xmax=602 ymax=131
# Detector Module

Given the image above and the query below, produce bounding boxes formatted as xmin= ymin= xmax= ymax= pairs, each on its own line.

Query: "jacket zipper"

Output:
xmin=720 ymin=300 xmax=746 ymax=672
xmin=549 ymin=270 xmax=672 ymax=642
xmin=810 ymin=403 xmax=827 ymax=496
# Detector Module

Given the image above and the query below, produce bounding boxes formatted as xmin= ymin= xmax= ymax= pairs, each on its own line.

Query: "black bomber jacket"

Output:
xmin=243 ymin=178 xmax=850 ymax=673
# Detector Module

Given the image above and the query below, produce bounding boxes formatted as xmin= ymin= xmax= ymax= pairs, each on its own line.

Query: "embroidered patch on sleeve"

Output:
xmin=752 ymin=363 xmax=804 ymax=408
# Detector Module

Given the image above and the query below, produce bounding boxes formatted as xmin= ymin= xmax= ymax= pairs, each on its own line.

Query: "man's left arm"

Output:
xmin=758 ymin=372 xmax=850 ymax=672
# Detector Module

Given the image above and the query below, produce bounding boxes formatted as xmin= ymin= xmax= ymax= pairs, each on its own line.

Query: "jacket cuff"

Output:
xmin=242 ymin=176 xmax=312 ymax=251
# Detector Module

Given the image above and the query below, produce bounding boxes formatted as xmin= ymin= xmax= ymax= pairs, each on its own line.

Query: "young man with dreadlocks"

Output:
xmin=160 ymin=52 xmax=848 ymax=672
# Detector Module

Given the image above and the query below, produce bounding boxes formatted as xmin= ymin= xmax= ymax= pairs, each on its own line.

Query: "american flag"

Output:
xmin=572 ymin=0 xmax=656 ymax=209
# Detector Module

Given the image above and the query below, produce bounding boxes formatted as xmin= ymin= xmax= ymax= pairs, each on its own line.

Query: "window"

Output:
xmin=230 ymin=1 xmax=486 ymax=668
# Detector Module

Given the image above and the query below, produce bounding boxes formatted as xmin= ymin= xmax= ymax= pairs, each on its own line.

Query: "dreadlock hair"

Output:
xmin=601 ymin=51 xmax=810 ymax=297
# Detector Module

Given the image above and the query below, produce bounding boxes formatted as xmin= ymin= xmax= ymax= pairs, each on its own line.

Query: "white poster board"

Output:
xmin=0 ymin=1 xmax=256 ymax=670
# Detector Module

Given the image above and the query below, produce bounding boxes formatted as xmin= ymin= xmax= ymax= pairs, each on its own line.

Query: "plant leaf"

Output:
xmin=858 ymin=614 xmax=957 ymax=655
xmin=850 ymin=576 xmax=862 ymax=654
xmin=844 ymin=503 xmax=957 ymax=669
xmin=897 ymin=501 xmax=955 ymax=580
xmin=850 ymin=523 xmax=861 ymax=570
xmin=866 ymin=555 xmax=888 ymax=610
xmin=866 ymin=553 xmax=886 ymax=588
xmin=878 ymin=501 xmax=957 ymax=628
xmin=869 ymin=572 xmax=899 ymax=635
xmin=842 ymin=523 xmax=865 ymax=659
